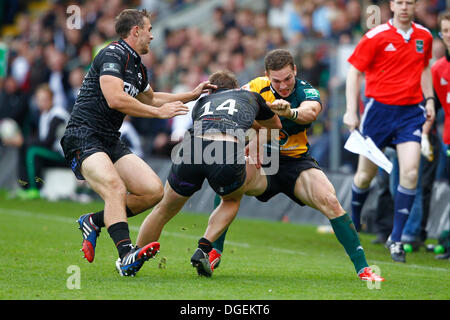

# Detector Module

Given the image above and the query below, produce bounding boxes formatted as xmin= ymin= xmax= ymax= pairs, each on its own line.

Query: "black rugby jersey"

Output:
xmin=66 ymin=39 xmax=149 ymax=138
xmin=190 ymin=88 xmax=274 ymax=136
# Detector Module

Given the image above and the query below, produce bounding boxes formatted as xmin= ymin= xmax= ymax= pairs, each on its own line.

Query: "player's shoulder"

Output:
xmin=296 ymin=79 xmax=321 ymax=100
xmin=296 ymin=78 xmax=313 ymax=89
xmin=242 ymin=76 xmax=271 ymax=92
xmin=99 ymin=41 xmax=128 ymax=58
xmin=365 ymin=23 xmax=391 ymax=39
xmin=106 ymin=41 xmax=126 ymax=51
xmin=93 ymin=42 xmax=129 ymax=70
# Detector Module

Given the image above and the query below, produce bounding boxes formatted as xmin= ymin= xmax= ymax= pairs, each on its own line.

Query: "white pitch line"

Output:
xmin=370 ymin=260 xmax=449 ymax=273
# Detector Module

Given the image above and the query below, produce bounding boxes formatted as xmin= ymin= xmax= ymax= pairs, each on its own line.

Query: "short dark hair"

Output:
xmin=264 ymin=49 xmax=295 ymax=72
xmin=208 ymin=70 xmax=238 ymax=91
xmin=115 ymin=9 xmax=151 ymax=38
xmin=35 ymin=83 xmax=53 ymax=98
xmin=438 ymin=10 xmax=450 ymax=31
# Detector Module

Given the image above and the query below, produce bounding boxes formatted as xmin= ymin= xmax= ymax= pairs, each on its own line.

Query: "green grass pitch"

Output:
xmin=0 ymin=192 xmax=448 ymax=301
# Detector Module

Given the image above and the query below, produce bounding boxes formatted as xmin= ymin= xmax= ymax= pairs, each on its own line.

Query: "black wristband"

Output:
xmin=425 ymin=97 xmax=436 ymax=103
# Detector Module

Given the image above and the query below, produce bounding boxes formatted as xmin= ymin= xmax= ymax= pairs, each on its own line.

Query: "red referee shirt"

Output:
xmin=348 ymin=20 xmax=433 ymax=106
xmin=432 ymin=54 xmax=450 ymax=144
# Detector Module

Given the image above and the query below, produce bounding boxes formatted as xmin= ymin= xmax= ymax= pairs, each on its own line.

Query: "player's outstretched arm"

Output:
xmin=138 ymin=81 xmax=217 ymax=107
xmin=100 ymin=75 xmax=189 ymax=119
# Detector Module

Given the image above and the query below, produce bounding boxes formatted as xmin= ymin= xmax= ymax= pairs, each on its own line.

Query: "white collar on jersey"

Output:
xmin=389 ymin=19 xmax=414 ymax=42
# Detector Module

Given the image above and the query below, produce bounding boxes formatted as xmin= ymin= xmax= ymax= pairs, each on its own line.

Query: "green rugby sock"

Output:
xmin=213 ymin=230 xmax=227 ymax=253
xmin=214 ymin=194 xmax=221 ymax=208
xmin=330 ymin=213 xmax=368 ymax=274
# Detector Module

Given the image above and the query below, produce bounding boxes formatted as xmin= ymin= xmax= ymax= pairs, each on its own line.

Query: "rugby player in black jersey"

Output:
xmin=60 ymin=9 xmax=215 ymax=276
xmin=135 ymin=70 xmax=282 ymax=276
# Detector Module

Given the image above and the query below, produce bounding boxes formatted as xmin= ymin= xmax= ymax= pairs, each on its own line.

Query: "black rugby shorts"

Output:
xmin=61 ymin=127 xmax=131 ymax=180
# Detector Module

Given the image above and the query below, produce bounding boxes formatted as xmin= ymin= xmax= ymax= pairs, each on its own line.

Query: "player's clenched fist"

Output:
xmin=267 ymin=99 xmax=291 ymax=117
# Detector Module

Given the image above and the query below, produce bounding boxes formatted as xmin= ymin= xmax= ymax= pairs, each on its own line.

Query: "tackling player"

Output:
xmin=135 ymin=70 xmax=282 ymax=277
xmin=61 ymin=9 xmax=214 ymax=276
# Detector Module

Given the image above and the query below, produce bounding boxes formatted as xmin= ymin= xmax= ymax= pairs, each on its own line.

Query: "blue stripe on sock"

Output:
xmin=351 ymin=182 xmax=370 ymax=194
xmin=397 ymin=184 xmax=417 ymax=196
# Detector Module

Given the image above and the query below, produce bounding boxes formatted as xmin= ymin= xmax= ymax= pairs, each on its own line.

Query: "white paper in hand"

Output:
xmin=344 ymin=130 xmax=393 ymax=174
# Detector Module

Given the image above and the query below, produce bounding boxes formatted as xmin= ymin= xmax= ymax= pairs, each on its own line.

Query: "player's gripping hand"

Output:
xmin=245 ymin=134 xmax=262 ymax=169
xmin=158 ymin=101 xmax=190 ymax=119
xmin=191 ymin=81 xmax=218 ymax=98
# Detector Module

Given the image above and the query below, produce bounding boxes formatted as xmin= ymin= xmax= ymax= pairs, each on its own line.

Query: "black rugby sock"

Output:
xmin=107 ymin=222 xmax=133 ymax=259
xmin=198 ymin=237 xmax=213 ymax=254
xmin=91 ymin=206 xmax=135 ymax=229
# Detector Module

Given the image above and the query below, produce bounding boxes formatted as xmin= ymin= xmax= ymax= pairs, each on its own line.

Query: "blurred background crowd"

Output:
xmin=0 ymin=0 xmax=447 ymax=168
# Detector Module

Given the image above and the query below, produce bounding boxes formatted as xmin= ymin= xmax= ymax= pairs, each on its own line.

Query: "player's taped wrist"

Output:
xmin=290 ymin=109 xmax=298 ymax=120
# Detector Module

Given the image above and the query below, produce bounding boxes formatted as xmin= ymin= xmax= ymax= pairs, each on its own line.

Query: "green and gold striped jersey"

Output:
xmin=243 ymin=76 xmax=321 ymax=158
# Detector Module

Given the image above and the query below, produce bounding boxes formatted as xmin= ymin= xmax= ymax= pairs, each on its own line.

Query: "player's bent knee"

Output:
xmin=148 ymin=183 xmax=164 ymax=205
xmin=152 ymin=179 xmax=164 ymax=197
xmin=155 ymin=185 xmax=164 ymax=203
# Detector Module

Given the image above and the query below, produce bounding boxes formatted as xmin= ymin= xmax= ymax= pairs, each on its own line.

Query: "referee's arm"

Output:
xmin=343 ymin=65 xmax=363 ymax=131
xmin=420 ymin=65 xmax=436 ymax=133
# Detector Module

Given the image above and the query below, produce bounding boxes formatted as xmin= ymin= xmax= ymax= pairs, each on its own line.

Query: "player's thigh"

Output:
xmin=81 ymin=152 xmax=125 ymax=198
xmin=396 ymin=141 xmax=421 ymax=187
xmin=114 ymin=153 xmax=163 ymax=195
xmin=243 ymin=158 xmax=268 ymax=197
xmin=294 ymin=168 xmax=344 ymax=218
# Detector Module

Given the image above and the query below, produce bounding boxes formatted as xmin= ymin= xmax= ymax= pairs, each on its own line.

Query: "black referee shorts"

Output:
xmin=60 ymin=127 xmax=131 ymax=180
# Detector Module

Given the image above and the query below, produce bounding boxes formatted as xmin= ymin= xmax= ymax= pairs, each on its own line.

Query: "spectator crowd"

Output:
xmin=0 ymin=0 xmax=447 ymax=163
